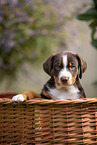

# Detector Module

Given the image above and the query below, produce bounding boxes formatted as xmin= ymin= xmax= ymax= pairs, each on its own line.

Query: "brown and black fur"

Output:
xmin=20 ymin=51 xmax=87 ymax=100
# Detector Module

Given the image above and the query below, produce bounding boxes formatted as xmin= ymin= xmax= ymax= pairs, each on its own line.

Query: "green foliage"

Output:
xmin=77 ymin=0 xmax=97 ymax=49
xmin=77 ymin=0 xmax=97 ymax=87
xmin=0 ymin=0 xmax=65 ymax=78
xmin=77 ymin=8 xmax=97 ymax=21
xmin=93 ymin=81 xmax=97 ymax=87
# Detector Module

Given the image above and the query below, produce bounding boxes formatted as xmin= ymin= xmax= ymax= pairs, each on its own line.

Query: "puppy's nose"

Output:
xmin=61 ymin=77 xmax=69 ymax=83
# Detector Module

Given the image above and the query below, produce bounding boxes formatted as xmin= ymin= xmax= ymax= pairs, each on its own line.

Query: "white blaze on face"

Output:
xmin=58 ymin=55 xmax=72 ymax=86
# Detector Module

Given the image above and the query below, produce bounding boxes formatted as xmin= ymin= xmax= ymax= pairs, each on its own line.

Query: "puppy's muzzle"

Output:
xmin=61 ymin=76 xmax=69 ymax=84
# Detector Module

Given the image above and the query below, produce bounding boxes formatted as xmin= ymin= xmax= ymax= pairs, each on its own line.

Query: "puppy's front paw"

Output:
xmin=12 ymin=94 xmax=25 ymax=103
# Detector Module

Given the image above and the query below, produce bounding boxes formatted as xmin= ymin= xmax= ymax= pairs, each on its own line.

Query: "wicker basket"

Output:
xmin=0 ymin=91 xmax=17 ymax=99
xmin=0 ymin=98 xmax=97 ymax=145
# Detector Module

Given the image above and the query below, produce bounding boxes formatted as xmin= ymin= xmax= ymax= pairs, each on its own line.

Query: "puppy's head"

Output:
xmin=43 ymin=51 xmax=87 ymax=88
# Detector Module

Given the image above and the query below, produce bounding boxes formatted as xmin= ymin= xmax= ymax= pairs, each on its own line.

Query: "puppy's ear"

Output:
xmin=76 ymin=54 xmax=87 ymax=79
xmin=43 ymin=54 xmax=55 ymax=76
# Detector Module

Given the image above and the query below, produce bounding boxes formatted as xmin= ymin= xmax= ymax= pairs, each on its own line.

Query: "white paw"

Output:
xmin=12 ymin=94 xmax=25 ymax=103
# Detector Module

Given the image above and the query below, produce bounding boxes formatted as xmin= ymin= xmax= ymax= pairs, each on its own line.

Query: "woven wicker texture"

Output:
xmin=0 ymin=98 xmax=97 ymax=145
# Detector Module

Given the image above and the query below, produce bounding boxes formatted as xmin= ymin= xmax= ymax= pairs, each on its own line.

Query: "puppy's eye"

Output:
xmin=69 ymin=66 xmax=75 ymax=70
xmin=55 ymin=64 xmax=61 ymax=70
xmin=68 ymin=62 xmax=75 ymax=70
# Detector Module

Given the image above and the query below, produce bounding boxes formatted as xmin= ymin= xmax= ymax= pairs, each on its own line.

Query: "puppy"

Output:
xmin=12 ymin=51 xmax=87 ymax=102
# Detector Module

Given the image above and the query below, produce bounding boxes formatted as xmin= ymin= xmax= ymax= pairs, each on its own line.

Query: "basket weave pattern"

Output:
xmin=0 ymin=98 xmax=97 ymax=144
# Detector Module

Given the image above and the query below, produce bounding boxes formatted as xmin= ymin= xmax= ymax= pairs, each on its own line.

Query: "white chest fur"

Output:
xmin=48 ymin=85 xmax=80 ymax=100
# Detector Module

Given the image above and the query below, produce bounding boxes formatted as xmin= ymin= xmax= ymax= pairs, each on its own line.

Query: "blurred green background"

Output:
xmin=0 ymin=0 xmax=97 ymax=98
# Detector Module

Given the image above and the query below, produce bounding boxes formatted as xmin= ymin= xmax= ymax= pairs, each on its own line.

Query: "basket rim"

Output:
xmin=0 ymin=98 xmax=97 ymax=105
